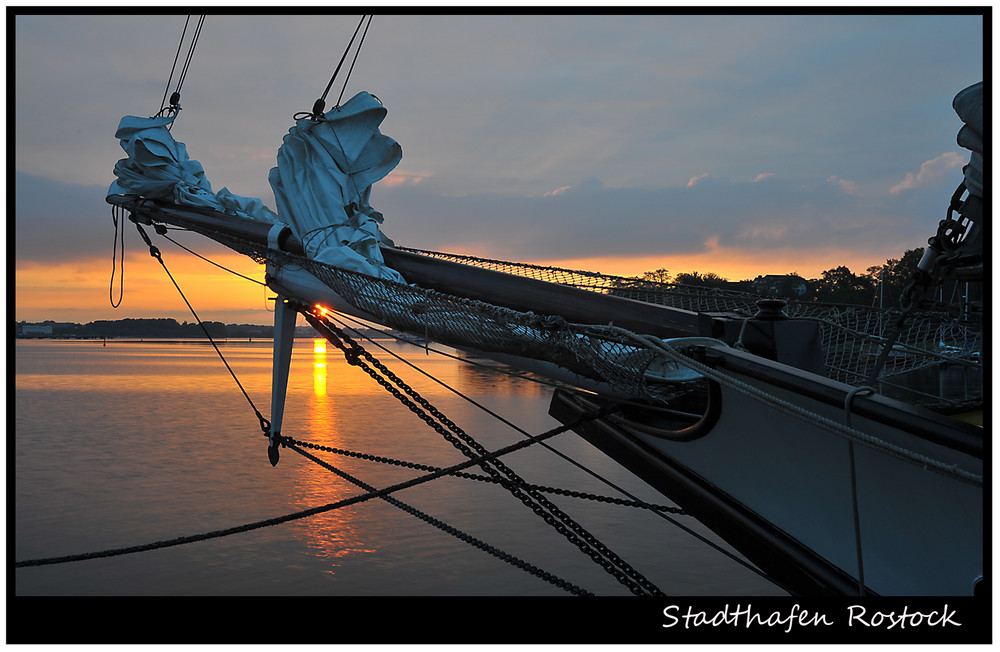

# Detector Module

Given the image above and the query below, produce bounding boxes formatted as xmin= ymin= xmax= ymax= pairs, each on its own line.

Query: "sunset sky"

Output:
xmin=13 ymin=10 xmax=985 ymax=325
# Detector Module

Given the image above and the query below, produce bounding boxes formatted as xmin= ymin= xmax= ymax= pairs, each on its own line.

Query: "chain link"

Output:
xmin=284 ymin=438 xmax=594 ymax=596
xmin=285 ymin=437 xmax=686 ymax=514
xmin=304 ymin=308 xmax=666 ymax=596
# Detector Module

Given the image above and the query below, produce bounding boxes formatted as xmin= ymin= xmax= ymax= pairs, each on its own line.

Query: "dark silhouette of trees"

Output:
xmin=809 ymin=266 xmax=877 ymax=303
xmin=640 ymin=268 xmax=672 ymax=284
xmin=627 ymin=246 xmax=932 ymax=306
xmin=673 ymin=271 xmax=729 ymax=288
xmin=865 ymin=247 xmax=925 ymax=308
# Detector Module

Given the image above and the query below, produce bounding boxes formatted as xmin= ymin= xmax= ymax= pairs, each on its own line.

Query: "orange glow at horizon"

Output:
xmin=17 ymin=240 xmax=906 ymax=325
xmin=535 ymin=245 xmax=894 ymax=282
xmin=15 ymin=251 xmax=274 ymax=324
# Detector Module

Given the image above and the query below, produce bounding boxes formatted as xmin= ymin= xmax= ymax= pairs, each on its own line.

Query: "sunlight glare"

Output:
xmin=313 ymin=338 xmax=327 ymax=396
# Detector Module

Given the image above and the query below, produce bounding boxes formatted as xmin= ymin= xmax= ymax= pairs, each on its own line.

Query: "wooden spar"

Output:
xmin=107 ymin=195 xmax=305 ymax=253
xmin=106 ymin=194 xmax=701 ymax=339
xmin=267 ymin=294 xmax=297 ymax=466
xmin=380 ymin=247 xmax=700 ymax=339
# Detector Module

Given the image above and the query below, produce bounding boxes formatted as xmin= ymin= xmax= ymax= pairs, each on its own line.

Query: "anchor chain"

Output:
xmin=303 ymin=309 xmax=666 ymax=597
xmin=284 ymin=437 xmax=686 ymax=514
xmin=283 ymin=438 xmax=594 ymax=596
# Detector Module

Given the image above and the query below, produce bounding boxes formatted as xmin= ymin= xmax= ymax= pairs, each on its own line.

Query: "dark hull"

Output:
xmin=548 ymin=346 xmax=983 ymax=596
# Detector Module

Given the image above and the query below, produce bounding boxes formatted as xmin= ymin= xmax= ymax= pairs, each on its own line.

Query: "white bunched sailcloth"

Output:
xmin=268 ymin=91 xmax=405 ymax=283
xmin=953 ymin=81 xmax=983 ymax=200
xmin=108 ymin=114 xmax=278 ymax=222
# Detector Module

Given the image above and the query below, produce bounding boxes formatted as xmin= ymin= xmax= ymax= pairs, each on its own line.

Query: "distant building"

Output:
xmin=21 ymin=324 xmax=53 ymax=337
xmin=753 ymin=274 xmax=808 ymax=299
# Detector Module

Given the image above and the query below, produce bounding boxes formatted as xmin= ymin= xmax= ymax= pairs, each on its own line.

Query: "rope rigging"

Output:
xmin=54 ymin=207 xmax=679 ymax=594
xmin=109 ymin=217 xmax=699 ymax=525
xmin=300 ymin=14 xmax=373 ymax=120
xmin=157 ymin=14 xmax=206 ymax=121
xmin=159 ymin=229 xmax=268 ymax=286
xmin=108 ymin=204 xmax=126 ymax=308
xmin=131 ymin=218 xmax=270 ymax=436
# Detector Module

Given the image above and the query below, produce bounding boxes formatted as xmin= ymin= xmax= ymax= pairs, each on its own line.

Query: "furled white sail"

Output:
xmin=108 ymin=114 xmax=278 ymax=222
xmin=953 ymin=81 xmax=983 ymax=199
xmin=268 ymin=91 xmax=404 ymax=283
xmin=108 ymin=90 xmax=405 ymax=282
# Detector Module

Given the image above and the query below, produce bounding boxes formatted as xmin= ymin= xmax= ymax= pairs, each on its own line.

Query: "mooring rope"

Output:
xmin=844 ymin=385 xmax=876 ymax=595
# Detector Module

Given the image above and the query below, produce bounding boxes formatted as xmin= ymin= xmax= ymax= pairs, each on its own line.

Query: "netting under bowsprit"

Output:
xmin=397 ymin=247 xmax=982 ymax=390
xmin=198 ymin=230 xmax=699 ymax=405
xmin=198 ymin=224 xmax=981 ymax=410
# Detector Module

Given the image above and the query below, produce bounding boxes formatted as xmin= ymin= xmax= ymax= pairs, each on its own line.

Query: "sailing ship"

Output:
xmin=102 ymin=18 xmax=983 ymax=598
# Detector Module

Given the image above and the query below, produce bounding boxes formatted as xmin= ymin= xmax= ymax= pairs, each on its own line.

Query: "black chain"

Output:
xmin=285 ymin=437 xmax=686 ymax=515
xmin=283 ymin=438 xmax=593 ymax=596
xmin=304 ymin=309 xmax=666 ymax=596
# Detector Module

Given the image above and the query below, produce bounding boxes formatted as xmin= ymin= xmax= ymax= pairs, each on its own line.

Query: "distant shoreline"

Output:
xmin=16 ymin=337 xmax=269 ymax=343
xmin=14 ymin=329 xmax=391 ymax=342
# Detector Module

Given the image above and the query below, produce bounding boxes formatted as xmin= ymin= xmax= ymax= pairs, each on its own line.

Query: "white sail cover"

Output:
xmin=268 ymin=91 xmax=405 ymax=283
xmin=953 ymin=81 xmax=983 ymax=199
xmin=108 ymin=114 xmax=278 ymax=222
xmin=108 ymin=91 xmax=404 ymax=282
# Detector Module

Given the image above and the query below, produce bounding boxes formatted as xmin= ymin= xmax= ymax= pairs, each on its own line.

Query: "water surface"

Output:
xmin=15 ymin=337 xmax=785 ymax=597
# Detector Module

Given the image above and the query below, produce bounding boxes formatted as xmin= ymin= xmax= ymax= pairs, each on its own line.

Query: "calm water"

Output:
xmin=14 ymin=337 xmax=785 ymax=597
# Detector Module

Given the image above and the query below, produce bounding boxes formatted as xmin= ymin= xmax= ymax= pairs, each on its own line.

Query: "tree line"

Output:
xmin=16 ymin=318 xmax=266 ymax=339
xmin=636 ymin=247 xmax=929 ymax=306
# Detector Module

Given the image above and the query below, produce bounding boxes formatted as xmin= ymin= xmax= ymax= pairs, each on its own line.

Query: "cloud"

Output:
xmin=13 ymin=13 xmax=984 ymax=322
xmin=14 ymin=172 xmax=117 ymax=264
xmin=373 ymin=172 xmax=930 ymax=265
xmin=687 ymin=173 xmax=710 ymax=188
xmin=383 ymin=170 xmax=429 ymax=187
xmin=890 ymin=152 xmax=965 ymax=195
xmin=827 ymin=176 xmax=858 ymax=195
xmin=14 ymin=171 xmax=237 ymax=266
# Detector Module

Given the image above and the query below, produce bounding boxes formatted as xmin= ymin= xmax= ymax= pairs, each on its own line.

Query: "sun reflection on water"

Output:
xmin=312 ymin=338 xmax=327 ymax=396
xmin=291 ymin=337 xmax=381 ymax=573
